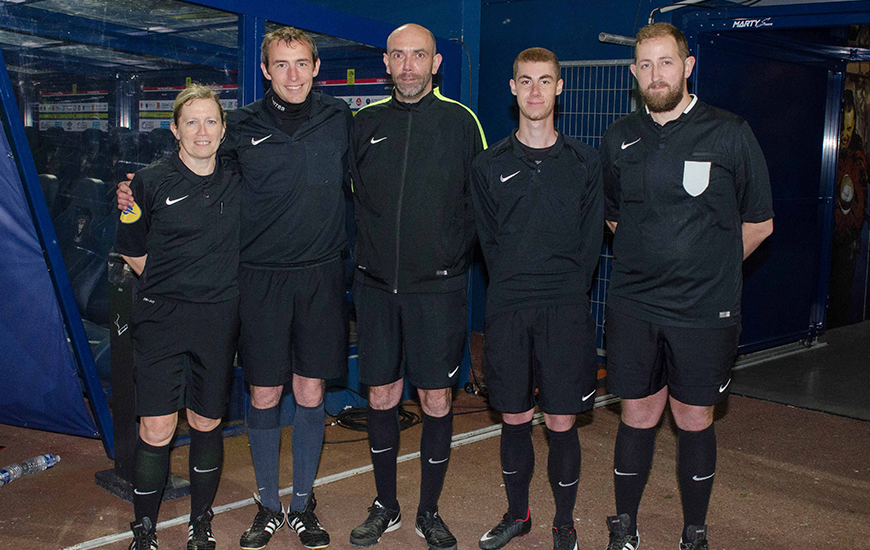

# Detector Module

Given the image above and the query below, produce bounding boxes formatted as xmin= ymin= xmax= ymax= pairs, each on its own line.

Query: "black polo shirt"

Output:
xmin=601 ymin=97 xmax=774 ymax=328
xmin=471 ymin=131 xmax=604 ymax=317
xmin=224 ymin=91 xmax=352 ymax=267
xmin=115 ymin=154 xmax=241 ymax=303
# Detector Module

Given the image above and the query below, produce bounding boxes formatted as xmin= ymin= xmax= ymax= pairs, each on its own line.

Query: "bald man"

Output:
xmin=348 ymin=24 xmax=487 ymax=550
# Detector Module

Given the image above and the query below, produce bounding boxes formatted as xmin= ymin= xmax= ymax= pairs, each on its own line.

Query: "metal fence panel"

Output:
xmin=556 ymin=60 xmax=635 ymax=358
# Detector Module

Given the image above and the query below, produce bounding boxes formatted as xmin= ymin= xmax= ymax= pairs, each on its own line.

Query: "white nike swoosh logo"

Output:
xmin=480 ymin=532 xmax=497 ymax=542
xmin=371 ymin=446 xmax=393 ymax=454
xmin=614 ymin=469 xmax=639 ymax=476
xmin=448 ymin=366 xmax=459 ymax=378
xmin=693 ymin=472 xmax=715 ymax=481
xmin=719 ymin=378 xmax=731 ymax=393
xmin=582 ymin=389 xmax=596 ymax=401
xmin=621 ymin=138 xmax=641 ymax=149
xmin=193 ymin=466 xmax=219 ymax=473
xmin=370 ymin=136 xmax=387 ymax=144
xmin=165 ymin=195 xmax=189 ymax=205
xmin=133 ymin=488 xmax=158 ymax=495
xmin=251 ymin=134 xmax=272 ymax=145
xmin=502 ymin=470 xmax=517 ymax=475
xmin=296 ymin=492 xmax=308 ymax=497
xmin=500 ymin=170 xmax=521 ymax=183
xmin=428 ymin=457 xmax=448 ymax=464
xmin=558 ymin=479 xmax=579 ymax=487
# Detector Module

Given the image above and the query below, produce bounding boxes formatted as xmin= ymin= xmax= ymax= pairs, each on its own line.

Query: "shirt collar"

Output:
xmin=391 ymin=87 xmax=437 ymax=111
xmin=644 ymin=93 xmax=698 ymax=115
xmin=510 ymin=130 xmax=564 ymax=161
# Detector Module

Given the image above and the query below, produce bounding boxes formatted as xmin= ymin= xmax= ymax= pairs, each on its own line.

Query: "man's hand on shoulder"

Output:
xmin=117 ymin=173 xmax=134 ymax=210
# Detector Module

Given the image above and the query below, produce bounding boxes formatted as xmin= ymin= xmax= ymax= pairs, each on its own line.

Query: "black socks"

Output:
xmin=417 ymin=410 xmax=453 ymax=516
xmin=500 ymin=420 xmax=534 ymax=520
xmin=613 ymin=421 xmax=656 ymax=534
xmin=189 ymin=425 xmax=223 ymax=519
xmin=133 ymin=438 xmax=170 ymax=525
xmin=367 ymin=405 xmax=400 ymax=510
xmin=677 ymin=424 xmax=716 ymax=540
xmin=548 ymin=425 xmax=581 ymax=528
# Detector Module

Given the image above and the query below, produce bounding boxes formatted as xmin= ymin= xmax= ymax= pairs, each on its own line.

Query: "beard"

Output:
xmin=641 ymin=78 xmax=685 ymax=113
xmin=394 ymin=73 xmax=431 ymax=100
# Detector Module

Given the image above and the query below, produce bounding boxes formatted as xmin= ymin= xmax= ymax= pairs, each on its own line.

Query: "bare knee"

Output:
xmin=368 ymin=380 xmax=404 ymax=410
xmin=139 ymin=413 xmax=178 ymax=446
xmin=503 ymin=409 xmax=535 ymax=425
xmin=670 ymin=398 xmax=714 ymax=431
xmin=419 ymin=388 xmax=452 ymax=417
xmin=293 ymin=375 xmax=325 ymax=408
xmin=543 ymin=413 xmax=576 ymax=432
xmin=186 ymin=410 xmax=221 ymax=433
xmin=621 ymin=387 xmax=668 ymax=429
xmin=250 ymin=385 xmax=283 ymax=410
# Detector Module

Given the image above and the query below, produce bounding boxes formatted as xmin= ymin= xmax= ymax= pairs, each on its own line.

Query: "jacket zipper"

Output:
xmin=393 ymin=112 xmax=413 ymax=293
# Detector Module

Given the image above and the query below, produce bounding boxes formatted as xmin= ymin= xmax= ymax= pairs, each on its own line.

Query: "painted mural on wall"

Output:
xmin=830 ymin=26 xmax=870 ymax=328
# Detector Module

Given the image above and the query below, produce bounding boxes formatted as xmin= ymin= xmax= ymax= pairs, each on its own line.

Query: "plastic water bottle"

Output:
xmin=0 ymin=463 xmax=24 ymax=486
xmin=0 ymin=454 xmax=60 ymax=486
xmin=22 ymin=454 xmax=61 ymax=475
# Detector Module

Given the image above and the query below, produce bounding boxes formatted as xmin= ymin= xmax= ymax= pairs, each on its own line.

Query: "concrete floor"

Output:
xmin=1 ymin=389 xmax=869 ymax=550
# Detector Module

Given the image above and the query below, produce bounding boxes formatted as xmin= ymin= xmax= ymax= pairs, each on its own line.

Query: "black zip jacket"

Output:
xmin=224 ymin=91 xmax=353 ymax=267
xmin=351 ymin=88 xmax=486 ymax=293
xmin=470 ymin=132 xmax=603 ymax=317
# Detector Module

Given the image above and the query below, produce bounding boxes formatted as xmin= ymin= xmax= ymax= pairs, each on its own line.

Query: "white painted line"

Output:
xmin=63 ymin=396 xmax=614 ymax=550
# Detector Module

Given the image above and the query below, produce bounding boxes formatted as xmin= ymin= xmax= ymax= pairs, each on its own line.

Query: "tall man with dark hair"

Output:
xmin=118 ymin=26 xmax=352 ymax=550
xmin=600 ymin=23 xmax=773 ymax=550
xmin=471 ymin=48 xmax=602 ymax=550
xmin=348 ymin=23 xmax=486 ymax=550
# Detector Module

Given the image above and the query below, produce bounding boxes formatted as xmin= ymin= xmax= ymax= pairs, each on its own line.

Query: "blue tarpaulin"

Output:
xmin=0 ymin=118 xmax=98 ymax=437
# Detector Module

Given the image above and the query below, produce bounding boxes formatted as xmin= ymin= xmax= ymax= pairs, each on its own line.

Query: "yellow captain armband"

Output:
xmin=120 ymin=202 xmax=142 ymax=224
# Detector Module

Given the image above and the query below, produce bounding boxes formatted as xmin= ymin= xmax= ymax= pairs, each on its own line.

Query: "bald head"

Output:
xmin=383 ymin=23 xmax=442 ymax=103
xmin=387 ymin=24 xmax=436 ymax=56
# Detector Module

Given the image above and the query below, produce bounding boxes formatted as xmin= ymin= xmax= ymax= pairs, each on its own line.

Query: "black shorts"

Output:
xmin=354 ymin=282 xmax=467 ymax=389
xmin=239 ymin=259 xmax=348 ymax=387
xmin=132 ymin=293 xmax=240 ymax=419
xmin=484 ymin=304 xmax=598 ymax=415
xmin=604 ymin=306 xmax=740 ymax=406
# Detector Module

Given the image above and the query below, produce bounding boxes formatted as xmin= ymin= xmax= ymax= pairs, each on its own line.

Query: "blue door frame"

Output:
xmin=669 ymin=2 xmax=870 ymax=352
xmin=0 ymin=0 xmax=465 ymax=458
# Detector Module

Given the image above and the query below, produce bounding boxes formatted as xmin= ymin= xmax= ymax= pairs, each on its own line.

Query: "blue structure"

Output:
xmin=3 ymin=0 xmax=870 ymax=459
xmin=0 ymin=0 xmax=466 ymax=458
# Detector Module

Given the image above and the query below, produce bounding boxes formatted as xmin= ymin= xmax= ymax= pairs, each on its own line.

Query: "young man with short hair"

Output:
xmin=470 ymin=47 xmax=603 ymax=550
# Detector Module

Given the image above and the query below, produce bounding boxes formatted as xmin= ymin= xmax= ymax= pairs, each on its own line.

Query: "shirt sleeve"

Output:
xmin=469 ymin=154 xmax=498 ymax=264
xmin=734 ymin=121 xmax=774 ymax=223
xmin=578 ymin=149 xmax=605 ymax=291
xmin=114 ymin=172 xmax=150 ymax=257
xmin=600 ymin=131 xmax=621 ymax=223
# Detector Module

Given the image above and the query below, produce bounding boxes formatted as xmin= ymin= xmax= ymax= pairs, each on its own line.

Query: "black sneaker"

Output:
xmin=240 ymin=496 xmax=285 ymax=550
xmin=287 ymin=493 xmax=330 ymax=549
xmin=605 ymin=514 xmax=639 ymax=550
xmin=478 ymin=511 xmax=531 ymax=549
xmin=130 ymin=517 xmax=158 ymax=550
xmin=415 ymin=510 xmax=458 ymax=550
xmin=679 ymin=525 xmax=710 ymax=550
xmin=188 ymin=509 xmax=216 ymax=550
xmin=552 ymin=524 xmax=577 ymax=550
xmin=349 ymin=499 xmax=402 ymax=547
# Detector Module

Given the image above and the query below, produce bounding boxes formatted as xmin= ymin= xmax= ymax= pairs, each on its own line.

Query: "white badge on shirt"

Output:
xmin=682 ymin=161 xmax=711 ymax=197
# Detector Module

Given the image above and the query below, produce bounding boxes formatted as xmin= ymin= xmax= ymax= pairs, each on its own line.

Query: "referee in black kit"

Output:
xmin=600 ymin=23 xmax=773 ymax=550
xmin=116 ymin=84 xmax=241 ymax=550
xmin=470 ymin=47 xmax=602 ymax=550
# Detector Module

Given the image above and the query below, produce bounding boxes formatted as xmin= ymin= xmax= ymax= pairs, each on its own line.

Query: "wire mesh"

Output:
xmin=556 ymin=60 xmax=635 ymax=357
